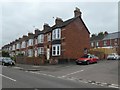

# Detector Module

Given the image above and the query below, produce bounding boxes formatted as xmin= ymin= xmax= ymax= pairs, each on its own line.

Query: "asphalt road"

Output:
xmin=1 ymin=60 xmax=119 ymax=89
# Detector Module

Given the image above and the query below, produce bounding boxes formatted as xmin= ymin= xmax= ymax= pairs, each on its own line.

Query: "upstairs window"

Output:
xmin=28 ymin=39 xmax=33 ymax=46
xmin=52 ymin=28 xmax=61 ymax=40
xmin=104 ymin=41 xmax=107 ymax=46
xmin=21 ymin=41 xmax=26 ymax=48
xmin=16 ymin=43 xmax=20 ymax=49
xmin=38 ymin=34 xmax=44 ymax=43
xmin=12 ymin=45 xmax=15 ymax=50
xmin=96 ymin=42 xmax=99 ymax=47
xmin=91 ymin=42 xmax=94 ymax=47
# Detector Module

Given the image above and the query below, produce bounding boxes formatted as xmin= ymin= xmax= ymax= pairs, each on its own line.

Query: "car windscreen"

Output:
xmin=81 ymin=55 xmax=89 ymax=58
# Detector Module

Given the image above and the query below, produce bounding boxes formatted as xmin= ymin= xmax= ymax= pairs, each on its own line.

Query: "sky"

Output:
xmin=0 ymin=0 xmax=119 ymax=48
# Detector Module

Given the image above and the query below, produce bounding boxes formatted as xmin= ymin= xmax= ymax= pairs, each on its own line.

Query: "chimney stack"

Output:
xmin=35 ymin=29 xmax=40 ymax=34
xmin=55 ymin=17 xmax=63 ymax=25
xmin=23 ymin=35 xmax=27 ymax=38
xmin=43 ymin=23 xmax=51 ymax=30
xmin=74 ymin=7 xmax=82 ymax=17
xmin=28 ymin=33 xmax=33 ymax=36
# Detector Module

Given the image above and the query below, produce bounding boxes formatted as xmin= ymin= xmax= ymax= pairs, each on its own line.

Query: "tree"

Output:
xmin=91 ymin=34 xmax=97 ymax=37
xmin=104 ymin=31 xmax=108 ymax=35
xmin=2 ymin=51 xmax=10 ymax=57
xmin=98 ymin=32 xmax=104 ymax=36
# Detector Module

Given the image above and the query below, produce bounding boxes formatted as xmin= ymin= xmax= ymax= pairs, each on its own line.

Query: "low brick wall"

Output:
xmin=16 ymin=56 xmax=45 ymax=65
xmin=16 ymin=56 xmax=26 ymax=64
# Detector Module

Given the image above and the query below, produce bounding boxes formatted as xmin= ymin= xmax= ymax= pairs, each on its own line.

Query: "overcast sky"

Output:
xmin=1 ymin=1 xmax=118 ymax=48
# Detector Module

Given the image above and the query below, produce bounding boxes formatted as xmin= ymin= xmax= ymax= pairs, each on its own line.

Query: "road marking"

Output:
xmin=29 ymin=71 xmax=55 ymax=78
xmin=0 ymin=74 xmax=16 ymax=82
xmin=32 ymin=66 xmax=41 ymax=68
xmin=60 ymin=70 xmax=84 ymax=78
xmin=13 ymin=67 xmax=22 ymax=69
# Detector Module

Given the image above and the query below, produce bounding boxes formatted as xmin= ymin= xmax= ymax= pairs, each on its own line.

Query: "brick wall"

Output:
xmin=61 ymin=17 xmax=90 ymax=59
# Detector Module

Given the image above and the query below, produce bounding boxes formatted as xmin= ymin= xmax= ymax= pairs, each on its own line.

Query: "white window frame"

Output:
xmin=52 ymin=44 xmax=61 ymax=56
xmin=104 ymin=41 xmax=107 ymax=46
xmin=28 ymin=49 xmax=33 ymax=57
xmin=38 ymin=34 xmax=44 ymax=43
xmin=12 ymin=45 xmax=15 ymax=50
xmin=16 ymin=43 xmax=20 ymax=49
xmin=28 ymin=39 xmax=33 ymax=46
xmin=96 ymin=42 xmax=99 ymax=47
xmin=21 ymin=41 xmax=26 ymax=48
xmin=38 ymin=47 xmax=44 ymax=55
xmin=52 ymin=28 xmax=61 ymax=40
xmin=91 ymin=42 xmax=94 ymax=47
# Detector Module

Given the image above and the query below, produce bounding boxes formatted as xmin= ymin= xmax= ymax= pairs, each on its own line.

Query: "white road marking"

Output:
xmin=13 ymin=67 xmax=22 ymax=69
xmin=29 ymin=71 xmax=55 ymax=78
xmin=60 ymin=70 xmax=84 ymax=78
xmin=0 ymin=74 xmax=16 ymax=82
xmin=32 ymin=66 xmax=41 ymax=68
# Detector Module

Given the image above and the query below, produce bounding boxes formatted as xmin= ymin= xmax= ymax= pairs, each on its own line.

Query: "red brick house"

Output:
xmin=2 ymin=7 xmax=90 ymax=64
xmin=90 ymin=32 xmax=120 ymax=55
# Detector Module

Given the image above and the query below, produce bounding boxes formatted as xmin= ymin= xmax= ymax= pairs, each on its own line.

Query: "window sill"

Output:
xmin=52 ymin=55 xmax=61 ymax=56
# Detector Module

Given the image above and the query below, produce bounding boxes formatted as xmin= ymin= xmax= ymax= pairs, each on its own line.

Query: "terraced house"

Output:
xmin=2 ymin=8 xmax=90 ymax=64
xmin=90 ymin=32 xmax=120 ymax=55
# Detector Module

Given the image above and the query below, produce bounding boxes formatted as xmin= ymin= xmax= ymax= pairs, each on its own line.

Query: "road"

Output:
xmin=1 ymin=60 xmax=119 ymax=89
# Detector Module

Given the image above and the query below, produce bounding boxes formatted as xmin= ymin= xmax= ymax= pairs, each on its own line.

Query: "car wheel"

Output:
xmin=76 ymin=62 xmax=79 ymax=65
xmin=86 ymin=61 xmax=90 ymax=65
xmin=2 ymin=63 xmax=5 ymax=66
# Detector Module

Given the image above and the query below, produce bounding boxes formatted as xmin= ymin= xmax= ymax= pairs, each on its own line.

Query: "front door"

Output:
xmin=47 ymin=48 xmax=50 ymax=60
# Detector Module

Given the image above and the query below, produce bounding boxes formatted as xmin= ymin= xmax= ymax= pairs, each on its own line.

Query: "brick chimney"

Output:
xmin=43 ymin=23 xmax=51 ymax=30
xmin=35 ymin=29 xmax=40 ymax=34
xmin=28 ymin=33 xmax=33 ymax=36
xmin=55 ymin=17 xmax=63 ymax=25
xmin=23 ymin=35 xmax=27 ymax=38
xmin=74 ymin=7 xmax=82 ymax=17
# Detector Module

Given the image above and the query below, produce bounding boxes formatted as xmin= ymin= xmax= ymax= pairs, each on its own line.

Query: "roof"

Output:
xmin=45 ymin=16 xmax=90 ymax=34
xmin=90 ymin=34 xmax=105 ymax=42
xmin=103 ymin=31 xmax=120 ymax=40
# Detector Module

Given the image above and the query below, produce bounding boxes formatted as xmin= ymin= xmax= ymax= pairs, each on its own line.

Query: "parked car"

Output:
xmin=0 ymin=57 xmax=2 ymax=65
xmin=107 ymin=53 xmax=120 ymax=60
xmin=76 ymin=54 xmax=99 ymax=65
xmin=2 ymin=57 xmax=15 ymax=66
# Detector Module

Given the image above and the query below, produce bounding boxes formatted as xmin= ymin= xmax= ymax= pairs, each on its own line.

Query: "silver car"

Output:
xmin=107 ymin=53 xmax=120 ymax=60
xmin=1 ymin=57 xmax=15 ymax=66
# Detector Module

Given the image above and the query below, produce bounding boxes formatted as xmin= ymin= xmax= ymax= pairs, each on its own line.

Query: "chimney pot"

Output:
xmin=74 ymin=7 xmax=82 ymax=17
xmin=35 ymin=29 xmax=40 ymax=34
xmin=43 ymin=23 xmax=50 ymax=30
xmin=23 ymin=35 xmax=27 ymax=38
xmin=55 ymin=17 xmax=63 ymax=25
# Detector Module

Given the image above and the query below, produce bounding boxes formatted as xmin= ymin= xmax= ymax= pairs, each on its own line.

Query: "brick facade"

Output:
xmin=2 ymin=7 xmax=90 ymax=64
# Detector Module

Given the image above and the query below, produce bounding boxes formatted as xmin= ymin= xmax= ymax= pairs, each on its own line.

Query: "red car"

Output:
xmin=76 ymin=54 xmax=99 ymax=65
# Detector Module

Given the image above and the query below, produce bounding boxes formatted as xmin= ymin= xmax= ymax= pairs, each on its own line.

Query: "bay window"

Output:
xmin=28 ymin=49 xmax=33 ymax=57
xmin=52 ymin=28 xmax=61 ymax=40
xmin=12 ymin=45 xmax=15 ymax=50
xmin=38 ymin=34 xmax=44 ymax=43
xmin=52 ymin=44 xmax=61 ymax=56
xmin=16 ymin=43 xmax=20 ymax=49
xmin=28 ymin=39 xmax=33 ymax=46
xmin=91 ymin=42 xmax=94 ymax=47
xmin=38 ymin=47 xmax=44 ymax=55
xmin=21 ymin=41 xmax=26 ymax=48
